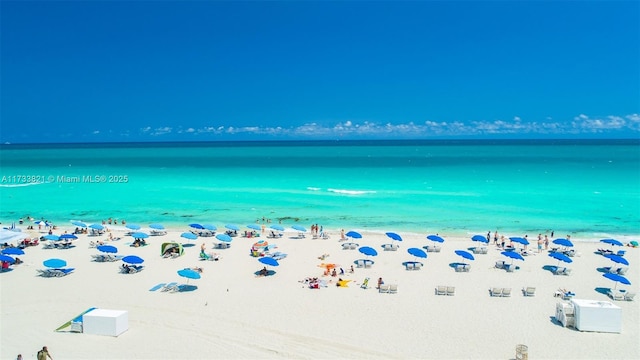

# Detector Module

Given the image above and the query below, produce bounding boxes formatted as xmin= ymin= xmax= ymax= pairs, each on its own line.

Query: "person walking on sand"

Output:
xmin=37 ymin=346 xmax=52 ymax=360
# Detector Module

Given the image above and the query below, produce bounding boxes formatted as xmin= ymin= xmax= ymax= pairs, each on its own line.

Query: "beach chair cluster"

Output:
xmin=120 ymin=265 xmax=144 ymax=274
xmin=435 ymin=285 xmax=455 ymax=296
xmin=192 ymin=230 xmax=215 ymax=237
xmin=354 ymin=259 xmax=374 ymax=268
xmin=91 ymin=254 xmax=122 ymax=262
xmin=608 ymin=289 xmax=635 ymax=301
xmin=454 ymin=264 xmax=470 ymax=272
xmin=489 ymin=287 xmax=512 ymax=297
xmin=312 ymin=233 xmax=330 ymax=240
xmin=382 ymin=243 xmax=399 ymax=251
xmin=522 ymin=287 xmax=536 ymax=296
xmin=604 ymin=266 xmax=628 ymax=275
xmin=422 ymin=245 xmax=441 ymax=253
xmin=37 ymin=268 xmax=75 ymax=277
xmin=42 ymin=241 xmax=75 ymax=250
xmin=554 ymin=288 xmax=575 ymax=300
xmin=553 ymin=267 xmax=572 ymax=276
xmin=378 ymin=284 xmax=398 ymax=294
xmin=341 ymin=243 xmax=358 ymax=250
xmin=472 ymin=247 xmax=488 ymax=255
xmin=403 ymin=261 xmax=423 ymax=270
xmin=200 ymin=252 xmax=220 ymax=261
xmin=597 ymin=248 xmax=625 ymax=257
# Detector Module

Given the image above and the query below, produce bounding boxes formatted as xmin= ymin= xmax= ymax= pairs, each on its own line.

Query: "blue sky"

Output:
xmin=1 ymin=1 xmax=638 ymax=143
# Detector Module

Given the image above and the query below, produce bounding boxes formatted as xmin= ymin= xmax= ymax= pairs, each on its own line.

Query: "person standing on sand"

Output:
xmin=544 ymin=235 xmax=549 ymax=251
xmin=493 ymin=231 xmax=499 ymax=245
xmin=37 ymin=346 xmax=52 ymax=360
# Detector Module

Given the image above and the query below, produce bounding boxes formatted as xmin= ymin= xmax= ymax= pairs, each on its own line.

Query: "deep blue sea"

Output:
xmin=1 ymin=140 xmax=638 ymax=239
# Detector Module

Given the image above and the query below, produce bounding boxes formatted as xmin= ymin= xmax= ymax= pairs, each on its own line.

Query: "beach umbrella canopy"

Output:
xmin=97 ymin=245 xmax=118 ymax=254
xmin=89 ymin=224 xmax=104 ymax=230
xmin=59 ymin=234 xmax=78 ymax=240
xmin=346 ymin=231 xmax=362 ymax=239
xmin=247 ymin=224 xmax=261 ymax=231
xmin=2 ymin=248 xmax=25 ymax=255
xmin=630 ymin=240 xmax=639 ymax=247
xmin=189 ymin=223 xmax=205 ymax=229
xmin=408 ymin=247 xmax=427 ymax=259
xmin=455 ymin=250 xmax=474 ymax=261
xmin=71 ymin=221 xmax=87 ymax=228
xmin=270 ymin=225 xmax=285 ymax=231
xmin=34 ymin=220 xmax=49 ymax=226
xmin=216 ymin=234 xmax=232 ymax=242
xmin=358 ymin=246 xmax=378 ymax=257
xmin=509 ymin=237 xmax=529 ymax=246
xmin=253 ymin=240 xmax=269 ymax=248
xmin=292 ymin=225 xmax=307 ymax=232
xmin=604 ymin=254 xmax=629 ymax=266
xmin=181 ymin=232 xmax=198 ymax=240
xmin=126 ymin=224 xmax=141 ymax=230
xmin=471 ymin=235 xmax=489 ymax=243
xmin=43 ymin=258 xmax=66 ymax=268
xmin=552 ymin=238 xmax=573 ymax=247
xmin=130 ymin=232 xmax=149 ymax=239
xmin=426 ymin=235 xmax=445 ymax=243
xmin=549 ymin=252 xmax=573 ymax=264
xmin=122 ymin=255 xmax=144 ymax=264
xmin=259 ymin=257 xmax=280 ymax=267
xmin=603 ymin=273 xmax=631 ymax=290
xmin=225 ymin=224 xmax=240 ymax=231
xmin=600 ymin=239 xmax=623 ymax=247
xmin=0 ymin=255 xmax=16 ymax=264
xmin=44 ymin=234 xmax=60 ymax=241
xmin=202 ymin=224 xmax=217 ymax=231
xmin=149 ymin=224 xmax=165 ymax=230
xmin=386 ymin=232 xmax=403 ymax=241
xmin=178 ymin=268 xmax=201 ymax=284
xmin=502 ymin=251 xmax=525 ymax=262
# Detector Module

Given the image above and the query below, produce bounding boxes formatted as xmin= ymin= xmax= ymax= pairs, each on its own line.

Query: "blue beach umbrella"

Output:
xmin=178 ymin=268 xmax=201 ymax=284
xmin=216 ymin=234 xmax=232 ymax=242
xmin=549 ymin=252 xmax=573 ymax=265
xmin=427 ymin=235 xmax=445 ymax=243
xmin=292 ymin=225 xmax=307 ymax=232
xmin=125 ymin=224 xmax=141 ymax=230
xmin=552 ymin=238 xmax=574 ymax=247
xmin=43 ymin=258 xmax=67 ymax=268
xmin=601 ymin=239 xmax=623 ymax=247
xmin=408 ymin=247 xmax=427 ymax=259
xmin=2 ymin=248 xmax=25 ymax=255
xmin=247 ymin=224 xmax=261 ymax=231
xmin=604 ymin=254 xmax=629 ymax=266
xmin=346 ymin=231 xmax=362 ymax=239
xmin=0 ymin=254 xmax=16 ymax=264
xmin=189 ymin=223 xmax=204 ymax=229
xmin=34 ymin=220 xmax=49 ymax=226
xmin=71 ymin=221 xmax=87 ymax=228
xmin=259 ymin=257 xmax=280 ymax=267
xmin=122 ymin=255 xmax=144 ymax=264
xmin=358 ymin=246 xmax=378 ymax=257
xmin=270 ymin=225 xmax=285 ymax=231
xmin=502 ymin=251 xmax=525 ymax=263
xmin=202 ymin=224 xmax=217 ymax=231
xmin=386 ymin=232 xmax=403 ymax=241
xmin=509 ymin=237 xmax=529 ymax=246
xmin=149 ymin=224 xmax=165 ymax=230
xmin=471 ymin=235 xmax=489 ymax=243
xmin=44 ymin=234 xmax=60 ymax=241
xmin=181 ymin=232 xmax=198 ymax=240
xmin=225 ymin=224 xmax=240 ymax=231
xmin=97 ymin=245 xmax=118 ymax=254
xmin=130 ymin=232 xmax=149 ymax=239
xmin=455 ymin=250 xmax=474 ymax=261
xmin=603 ymin=273 xmax=631 ymax=290
xmin=59 ymin=234 xmax=78 ymax=240
xmin=89 ymin=224 xmax=104 ymax=230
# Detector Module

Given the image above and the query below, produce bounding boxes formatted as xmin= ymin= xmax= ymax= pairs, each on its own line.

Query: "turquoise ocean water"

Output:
xmin=1 ymin=140 xmax=638 ymax=239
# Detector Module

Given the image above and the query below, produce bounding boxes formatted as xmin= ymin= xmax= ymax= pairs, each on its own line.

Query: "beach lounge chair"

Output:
xmin=560 ymin=268 xmax=572 ymax=276
xmin=389 ymin=284 xmax=398 ymax=294
xmin=446 ymin=286 xmax=455 ymax=296
xmin=554 ymin=267 xmax=567 ymax=275
xmin=379 ymin=284 xmax=390 ymax=293
xmin=608 ymin=289 xmax=625 ymax=301
xmin=435 ymin=285 xmax=447 ymax=295
xmin=523 ymin=287 xmax=536 ymax=296
xmin=495 ymin=261 xmax=505 ymax=269
xmin=617 ymin=267 xmax=628 ymax=275
xmin=616 ymin=250 xmax=626 ymax=257
xmin=405 ymin=262 xmax=415 ymax=270
xmin=624 ymin=292 xmax=636 ymax=301
xmin=37 ymin=269 xmax=59 ymax=277
xmin=490 ymin=287 xmax=503 ymax=297
xmin=364 ymin=260 xmax=373 ymax=269
xmin=161 ymin=282 xmax=178 ymax=292
xmin=501 ymin=288 xmax=512 ymax=297
xmin=355 ymin=260 xmax=365 ymax=268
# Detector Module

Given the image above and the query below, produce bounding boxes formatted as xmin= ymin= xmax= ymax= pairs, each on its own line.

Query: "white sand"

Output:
xmin=1 ymin=226 xmax=639 ymax=359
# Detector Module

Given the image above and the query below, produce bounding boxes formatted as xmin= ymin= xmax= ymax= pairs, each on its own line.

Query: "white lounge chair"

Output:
xmin=446 ymin=286 xmax=455 ymax=296
xmin=523 ymin=287 xmax=536 ymax=297
xmin=501 ymin=288 xmax=512 ymax=297
xmin=388 ymin=284 xmax=398 ymax=294
xmin=624 ymin=292 xmax=636 ymax=301
xmin=435 ymin=285 xmax=447 ymax=295
xmin=161 ymin=282 xmax=178 ymax=292
xmin=608 ymin=289 xmax=624 ymax=301
xmin=495 ymin=261 xmax=505 ymax=269
xmin=378 ymin=284 xmax=390 ymax=293
xmin=490 ymin=287 xmax=503 ymax=297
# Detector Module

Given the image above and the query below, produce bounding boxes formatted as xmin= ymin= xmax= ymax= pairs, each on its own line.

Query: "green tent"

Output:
xmin=161 ymin=242 xmax=184 ymax=257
